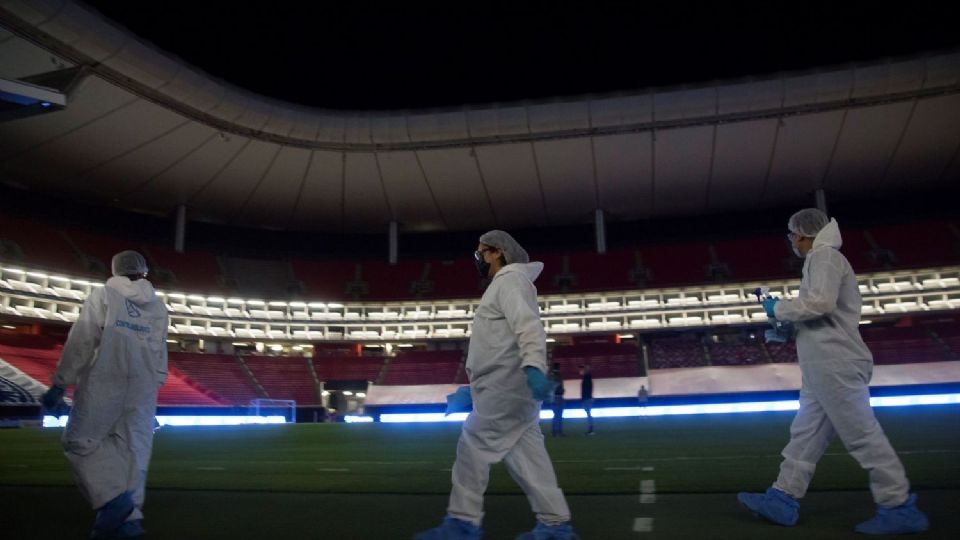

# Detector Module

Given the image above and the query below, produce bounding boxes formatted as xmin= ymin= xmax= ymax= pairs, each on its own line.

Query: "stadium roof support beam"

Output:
xmin=595 ymin=209 xmax=607 ymax=255
xmin=388 ymin=221 xmax=398 ymax=265
xmin=815 ymin=188 xmax=828 ymax=215
xmin=174 ymin=205 xmax=187 ymax=253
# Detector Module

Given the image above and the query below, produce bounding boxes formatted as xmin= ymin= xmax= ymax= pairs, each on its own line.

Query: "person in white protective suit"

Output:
xmin=416 ymin=230 xmax=578 ymax=540
xmin=41 ymin=251 xmax=169 ymax=540
xmin=737 ymin=209 xmax=928 ymax=535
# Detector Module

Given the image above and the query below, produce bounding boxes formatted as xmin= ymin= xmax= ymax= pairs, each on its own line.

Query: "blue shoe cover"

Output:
xmin=414 ymin=516 xmax=483 ymax=540
xmin=91 ymin=491 xmax=134 ymax=538
xmin=737 ymin=487 xmax=799 ymax=526
xmin=514 ymin=521 xmax=579 ymax=540
xmin=855 ymin=494 xmax=929 ymax=535
xmin=114 ymin=520 xmax=145 ymax=538
xmin=90 ymin=519 xmax=143 ymax=540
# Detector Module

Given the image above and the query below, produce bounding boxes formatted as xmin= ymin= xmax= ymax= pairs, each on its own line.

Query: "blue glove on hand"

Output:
xmin=444 ymin=386 xmax=472 ymax=415
xmin=524 ymin=367 xmax=553 ymax=401
xmin=764 ymin=321 xmax=794 ymax=343
xmin=41 ymin=385 xmax=65 ymax=410
xmin=762 ymin=297 xmax=780 ymax=318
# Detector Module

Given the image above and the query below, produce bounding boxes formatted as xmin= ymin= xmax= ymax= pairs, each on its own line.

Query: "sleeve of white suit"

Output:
xmin=53 ymin=288 xmax=107 ymax=387
xmin=774 ymin=249 xmax=843 ymax=323
xmin=498 ymin=273 xmax=548 ymax=373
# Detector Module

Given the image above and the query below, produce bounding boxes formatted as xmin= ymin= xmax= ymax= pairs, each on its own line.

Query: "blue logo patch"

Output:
xmin=125 ymin=299 xmax=141 ymax=318
xmin=115 ymin=319 xmax=151 ymax=334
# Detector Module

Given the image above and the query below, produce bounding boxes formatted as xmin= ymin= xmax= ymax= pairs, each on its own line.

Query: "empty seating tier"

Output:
xmin=551 ymin=343 xmax=640 ymax=378
xmin=243 ymin=356 xmax=319 ymax=404
xmin=379 ymin=350 xmax=463 ymax=385
xmin=312 ymin=354 xmax=386 ymax=382
xmin=169 ymin=352 xmax=259 ymax=405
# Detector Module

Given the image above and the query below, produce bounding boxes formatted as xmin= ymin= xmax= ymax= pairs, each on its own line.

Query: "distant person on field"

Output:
xmin=550 ymin=362 xmax=565 ymax=437
xmin=579 ymin=364 xmax=594 ymax=435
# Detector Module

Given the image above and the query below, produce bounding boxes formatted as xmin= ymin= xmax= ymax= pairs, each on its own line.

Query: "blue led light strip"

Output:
xmin=40 ymin=394 xmax=959 ymax=427
xmin=375 ymin=393 xmax=960 ymax=424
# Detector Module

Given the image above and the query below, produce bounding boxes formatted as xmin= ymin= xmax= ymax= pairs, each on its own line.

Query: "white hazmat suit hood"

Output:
xmin=107 ymin=275 xmax=158 ymax=304
xmin=810 ymin=217 xmax=842 ymax=252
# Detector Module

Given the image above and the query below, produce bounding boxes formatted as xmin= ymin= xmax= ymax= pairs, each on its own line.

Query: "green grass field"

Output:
xmin=2 ymin=406 xmax=958 ymax=539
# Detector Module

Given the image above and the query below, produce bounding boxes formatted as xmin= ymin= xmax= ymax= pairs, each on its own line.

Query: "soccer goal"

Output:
xmin=249 ymin=398 xmax=296 ymax=423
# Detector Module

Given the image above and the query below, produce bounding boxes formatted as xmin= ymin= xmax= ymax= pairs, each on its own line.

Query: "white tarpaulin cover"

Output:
xmin=365 ymin=362 xmax=960 ymax=405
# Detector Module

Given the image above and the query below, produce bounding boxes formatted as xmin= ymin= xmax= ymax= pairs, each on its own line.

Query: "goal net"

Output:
xmin=249 ymin=398 xmax=296 ymax=423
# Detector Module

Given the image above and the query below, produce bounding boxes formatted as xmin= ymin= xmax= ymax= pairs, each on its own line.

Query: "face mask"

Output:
xmin=474 ymin=251 xmax=491 ymax=278
xmin=787 ymin=231 xmax=805 ymax=259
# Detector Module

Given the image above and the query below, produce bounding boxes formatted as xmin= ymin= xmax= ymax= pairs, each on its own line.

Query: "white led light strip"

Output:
xmin=3 ymin=263 xmax=959 ymax=342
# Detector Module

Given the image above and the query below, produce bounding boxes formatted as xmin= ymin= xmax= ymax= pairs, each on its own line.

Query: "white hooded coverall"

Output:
xmin=448 ymin=262 xmax=571 ymax=526
xmin=772 ymin=219 xmax=910 ymax=507
xmin=53 ymin=276 xmax=169 ymax=521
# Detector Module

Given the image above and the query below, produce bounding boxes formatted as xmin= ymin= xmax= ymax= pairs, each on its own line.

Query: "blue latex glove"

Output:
xmin=764 ymin=321 xmax=794 ymax=343
xmin=764 ymin=328 xmax=787 ymax=343
xmin=762 ymin=297 xmax=780 ymax=318
xmin=524 ymin=366 xmax=553 ymax=401
xmin=41 ymin=385 xmax=65 ymax=410
xmin=444 ymin=386 xmax=472 ymax=415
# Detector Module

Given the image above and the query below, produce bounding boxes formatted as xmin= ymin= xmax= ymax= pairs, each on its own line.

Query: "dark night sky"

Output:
xmin=80 ymin=1 xmax=960 ymax=110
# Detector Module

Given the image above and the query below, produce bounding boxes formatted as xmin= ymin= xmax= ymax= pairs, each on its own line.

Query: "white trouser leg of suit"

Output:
xmin=448 ymin=418 xmax=571 ymax=526
xmin=63 ymin=427 xmax=131 ymax=510
xmin=774 ymin=358 xmax=909 ymax=506
xmin=503 ymin=421 xmax=570 ymax=525
xmin=773 ymin=383 xmax=835 ymax=498
xmin=63 ymin=356 xmax=158 ymax=520
xmin=123 ymin=397 xmax=158 ymax=521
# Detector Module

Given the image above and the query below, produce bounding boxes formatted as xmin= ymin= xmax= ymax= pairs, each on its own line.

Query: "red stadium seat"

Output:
xmin=243 ymin=355 xmax=320 ymax=404
xmin=313 ymin=354 xmax=386 ymax=383
xmin=648 ymin=335 xmax=707 ymax=369
xmin=550 ymin=343 xmax=640 ymax=378
xmin=379 ymin=350 xmax=463 ymax=385
xmin=169 ymin=352 xmax=260 ymax=405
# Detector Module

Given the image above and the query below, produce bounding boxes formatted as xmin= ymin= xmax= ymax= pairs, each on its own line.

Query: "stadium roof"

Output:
xmin=77 ymin=1 xmax=960 ymax=110
xmin=1 ymin=1 xmax=959 ymax=235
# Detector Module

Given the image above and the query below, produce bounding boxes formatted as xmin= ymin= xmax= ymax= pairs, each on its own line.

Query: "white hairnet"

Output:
xmin=479 ymin=230 xmax=529 ymax=264
xmin=788 ymin=208 xmax=830 ymax=237
xmin=111 ymin=250 xmax=148 ymax=277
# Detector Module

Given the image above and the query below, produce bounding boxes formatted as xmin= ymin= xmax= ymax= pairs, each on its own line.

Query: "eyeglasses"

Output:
xmin=786 ymin=232 xmax=800 ymax=242
xmin=474 ymin=247 xmax=497 ymax=260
